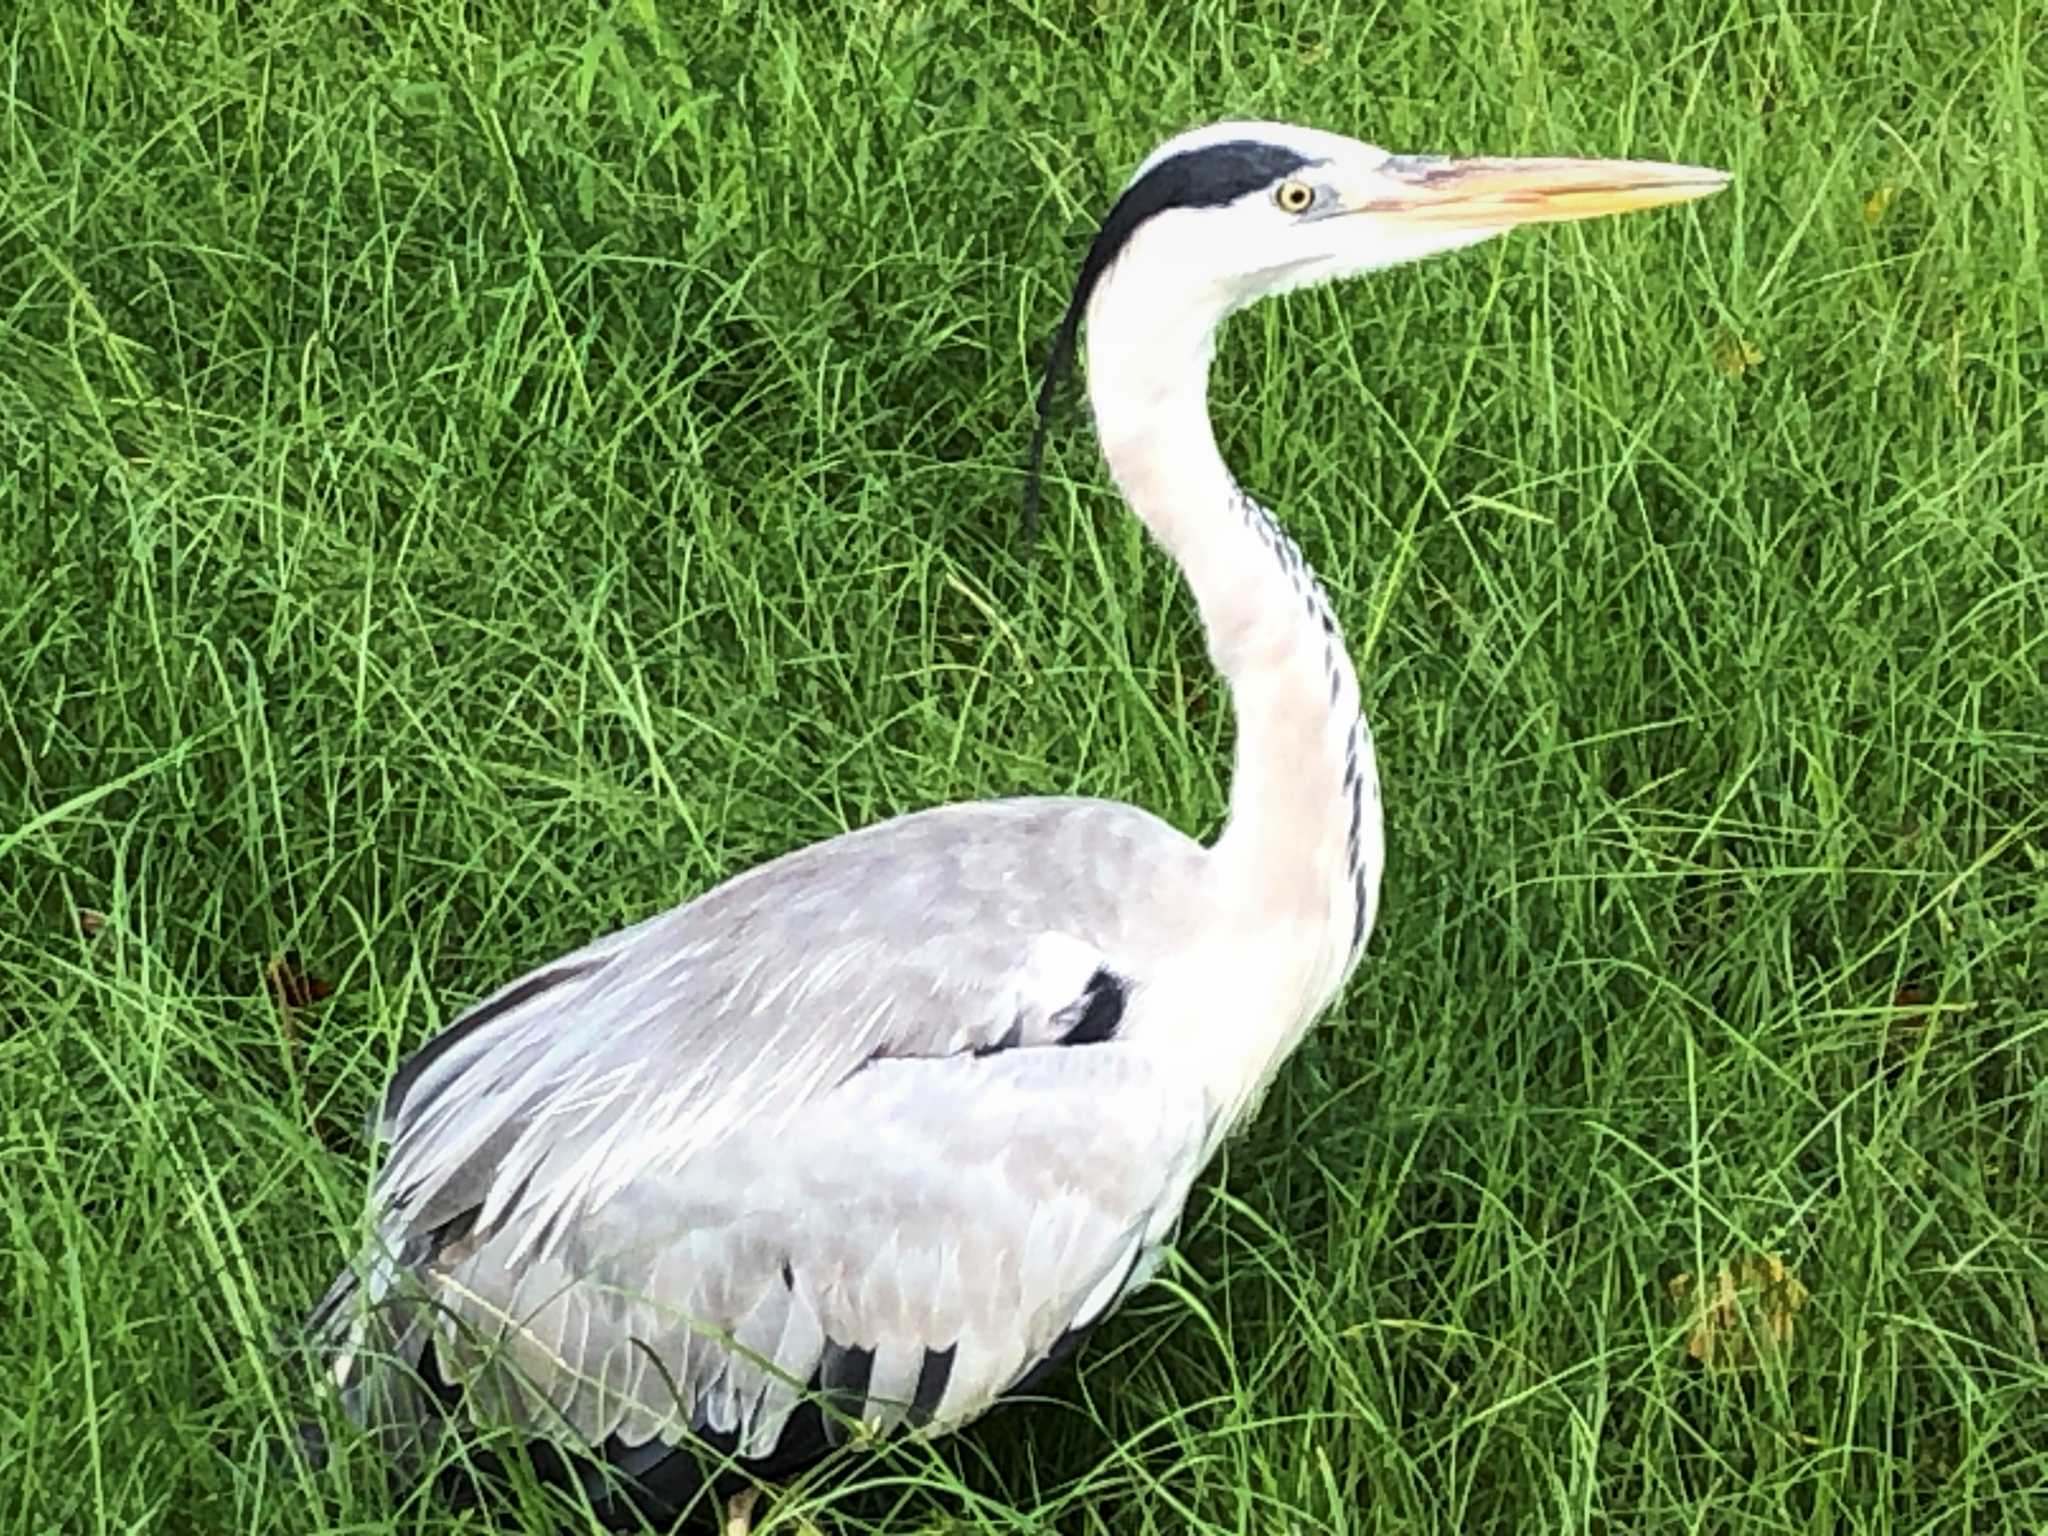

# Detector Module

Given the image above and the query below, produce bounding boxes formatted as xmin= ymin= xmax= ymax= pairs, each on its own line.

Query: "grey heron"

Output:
xmin=307 ymin=120 xmax=1727 ymax=1533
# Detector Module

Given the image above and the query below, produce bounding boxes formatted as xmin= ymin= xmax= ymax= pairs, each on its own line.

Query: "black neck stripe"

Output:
xmin=1021 ymin=141 xmax=1316 ymax=541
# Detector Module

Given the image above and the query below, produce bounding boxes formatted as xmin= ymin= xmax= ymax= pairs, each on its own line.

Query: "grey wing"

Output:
xmin=315 ymin=795 xmax=1211 ymax=1447
xmin=415 ymin=1046 xmax=1207 ymax=1457
xmin=366 ymin=797 xmax=1204 ymax=1254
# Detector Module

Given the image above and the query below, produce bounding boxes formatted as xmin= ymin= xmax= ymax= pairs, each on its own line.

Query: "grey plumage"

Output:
xmin=314 ymin=799 xmax=1209 ymax=1468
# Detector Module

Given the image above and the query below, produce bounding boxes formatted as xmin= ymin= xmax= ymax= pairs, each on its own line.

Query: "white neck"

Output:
xmin=1084 ymin=268 xmax=1383 ymax=1028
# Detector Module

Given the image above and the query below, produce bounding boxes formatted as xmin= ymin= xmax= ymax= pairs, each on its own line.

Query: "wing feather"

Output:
xmin=318 ymin=797 xmax=1215 ymax=1470
xmin=367 ymin=799 xmax=1203 ymax=1263
xmin=410 ymin=1046 xmax=1203 ymax=1459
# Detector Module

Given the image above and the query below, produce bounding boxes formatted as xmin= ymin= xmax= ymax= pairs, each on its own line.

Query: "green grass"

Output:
xmin=3 ymin=0 xmax=2045 ymax=1531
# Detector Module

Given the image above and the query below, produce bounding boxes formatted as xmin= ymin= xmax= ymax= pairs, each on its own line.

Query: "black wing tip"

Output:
xmin=909 ymin=1343 xmax=957 ymax=1425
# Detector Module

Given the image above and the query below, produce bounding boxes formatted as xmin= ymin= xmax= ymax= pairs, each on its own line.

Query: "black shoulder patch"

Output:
xmin=1023 ymin=138 xmax=1318 ymax=535
xmin=380 ymin=959 xmax=601 ymax=1125
xmin=1057 ymin=968 xmax=1126 ymax=1046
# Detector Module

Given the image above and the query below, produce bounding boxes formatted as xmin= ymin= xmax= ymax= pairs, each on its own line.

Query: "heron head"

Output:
xmin=1022 ymin=121 xmax=1728 ymax=532
xmin=1085 ymin=120 xmax=1729 ymax=316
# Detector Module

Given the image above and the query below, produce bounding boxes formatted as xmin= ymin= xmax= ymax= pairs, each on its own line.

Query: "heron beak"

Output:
xmin=1353 ymin=155 xmax=1731 ymax=228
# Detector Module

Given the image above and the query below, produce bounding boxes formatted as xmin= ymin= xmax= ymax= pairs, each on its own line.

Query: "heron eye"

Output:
xmin=1274 ymin=179 xmax=1315 ymax=214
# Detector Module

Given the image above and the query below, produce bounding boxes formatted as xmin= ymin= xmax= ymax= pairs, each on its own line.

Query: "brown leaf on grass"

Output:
xmin=265 ymin=951 xmax=335 ymax=1012
xmin=1881 ymin=982 xmax=1979 ymax=1068
xmin=1891 ymin=981 xmax=1934 ymax=1030
xmin=265 ymin=951 xmax=334 ymax=1147
xmin=1668 ymin=1252 xmax=1810 ymax=1369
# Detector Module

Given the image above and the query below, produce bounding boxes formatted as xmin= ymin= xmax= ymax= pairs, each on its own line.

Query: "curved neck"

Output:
xmin=1084 ymin=274 xmax=1382 ymax=1001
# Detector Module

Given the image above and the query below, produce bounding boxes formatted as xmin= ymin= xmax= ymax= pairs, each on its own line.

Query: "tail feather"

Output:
xmin=301 ymin=1237 xmax=449 ymax=1457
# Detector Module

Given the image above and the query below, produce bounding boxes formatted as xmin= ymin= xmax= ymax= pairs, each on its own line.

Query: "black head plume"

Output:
xmin=1020 ymin=139 xmax=1316 ymax=545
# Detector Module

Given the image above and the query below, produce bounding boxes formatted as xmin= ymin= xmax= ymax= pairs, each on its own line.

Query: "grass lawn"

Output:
xmin=3 ymin=0 xmax=2045 ymax=1531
